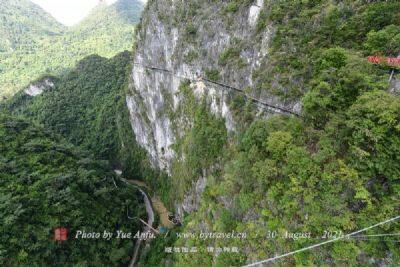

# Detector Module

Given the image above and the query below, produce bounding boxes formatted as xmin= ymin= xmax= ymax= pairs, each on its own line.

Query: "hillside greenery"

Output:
xmin=254 ymin=0 xmax=400 ymax=100
xmin=5 ymin=51 xmax=156 ymax=182
xmin=0 ymin=50 xmax=165 ymax=266
xmin=169 ymin=67 xmax=400 ymax=266
xmin=0 ymin=0 xmax=64 ymax=52
xmin=141 ymin=1 xmax=400 ymax=266
xmin=0 ymin=0 xmax=143 ymax=98
xmin=0 ymin=113 xmax=145 ymax=266
xmin=2 ymin=0 xmax=400 ymax=266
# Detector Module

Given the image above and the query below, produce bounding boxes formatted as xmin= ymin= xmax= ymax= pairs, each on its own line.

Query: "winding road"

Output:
xmin=120 ymin=178 xmax=172 ymax=267
xmin=128 ymin=185 xmax=154 ymax=267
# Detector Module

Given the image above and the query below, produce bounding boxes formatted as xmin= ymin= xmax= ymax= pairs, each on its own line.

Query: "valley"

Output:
xmin=1 ymin=0 xmax=400 ymax=266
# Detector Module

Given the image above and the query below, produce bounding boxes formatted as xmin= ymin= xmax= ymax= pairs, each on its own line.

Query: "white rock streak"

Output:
xmin=248 ymin=0 xmax=264 ymax=27
xmin=24 ymin=79 xmax=54 ymax=96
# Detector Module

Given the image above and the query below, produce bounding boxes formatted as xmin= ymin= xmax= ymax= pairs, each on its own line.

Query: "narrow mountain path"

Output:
xmin=118 ymin=176 xmax=174 ymax=267
xmin=127 ymin=180 xmax=174 ymax=228
xmin=128 ymin=186 xmax=153 ymax=267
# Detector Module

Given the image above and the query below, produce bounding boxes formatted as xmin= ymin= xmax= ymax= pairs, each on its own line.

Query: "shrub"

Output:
xmin=186 ymin=23 xmax=197 ymax=35
xmin=205 ymin=69 xmax=220 ymax=81
xmin=364 ymin=25 xmax=400 ymax=56
xmin=226 ymin=2 xmax=238 ymax=13
xmin=218 ymin=47 xmax=241 ymax=65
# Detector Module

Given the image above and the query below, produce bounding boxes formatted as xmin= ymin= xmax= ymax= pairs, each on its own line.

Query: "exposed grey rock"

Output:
xmin=180 ymin=176 xmax=207 ymax=215
xmin=389 ymin=73 xmax=400 ymax=94
xmin=127 ymin=0 xmax=299 ymax=172
xmin=248 ymin=0 xmax=264 ymax=27
xmin=24 ymin=78 xmax=54 ymax=96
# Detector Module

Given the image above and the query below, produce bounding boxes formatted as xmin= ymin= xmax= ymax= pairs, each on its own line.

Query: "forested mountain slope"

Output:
xmin=5 ymin=51 xmax=154 ymax=180
xmin=0 ymin=0 xmax=64 ymax=52
xmin=2 ymin=47 xmax=173 ymax=266
xmin=0 ymin=0 xmax=143 ymax=97
xmin=0 ymin=114 xmax=145 ymax=266
xmin=2 ymin=0 xmax=399 ymax=266
xmin=127 ymin=0 xmax=400 ymax=266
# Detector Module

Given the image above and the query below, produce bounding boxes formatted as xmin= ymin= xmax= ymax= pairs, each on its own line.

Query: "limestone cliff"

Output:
xmin=126 ymin=0 xmax=299 ymax=172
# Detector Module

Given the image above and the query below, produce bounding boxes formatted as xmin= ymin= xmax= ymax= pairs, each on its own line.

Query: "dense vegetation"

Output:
xmin=254 ymin=0 xmax=400 ymax=100
xmin=0 ymin=0 xmax=143 ymax=98
xmin=0 ymin=1 xmax=155 ymax=265
xmin=170 ymin=67 xmax=400 ymax=265
xmin=141 ymin=1 xmax=400 ymax=266
xmin=2 ymin=0 xmax=400 ymax=266
xmin=0 ymin=114 xmax=145 ymax=266
xmin=5 ymin=51 xmax=154 ymax=181
xmin=0 ymin=0 xmax=64 ymax=52
xmin=0 ymin=50 xmax=169 ymax=266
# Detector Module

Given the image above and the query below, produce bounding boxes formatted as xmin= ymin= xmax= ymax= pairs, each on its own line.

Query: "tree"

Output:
xmin=365 ymin=25 xmax=400 ymax=56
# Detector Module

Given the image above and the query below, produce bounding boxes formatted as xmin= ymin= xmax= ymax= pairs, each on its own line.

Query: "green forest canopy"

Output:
xmin=5 ymin=51 xmax=153 ymax=181
xmin=0 ymin=0 xmax=143 ymax=98
xmin=0 ymin=113 xmax=145 ymax=266
xmin=1 ymin=0 xmax=400 ymax=266
xmin=139 ymin=1 xmax=400 ymax=266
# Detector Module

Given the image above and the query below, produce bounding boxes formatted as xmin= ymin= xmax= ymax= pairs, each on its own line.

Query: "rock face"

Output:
xmin=24 ymin=78 xmax=54 ymax=96
xmin=390 ymin=75 xmax=400 ymax=94
xmin=179 ymin=175 xmax=207 ymax=216
xmin=127 ymin=0 xmax=299 ymax=171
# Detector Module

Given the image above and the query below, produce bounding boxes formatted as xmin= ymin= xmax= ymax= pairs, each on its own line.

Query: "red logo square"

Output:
xmin=54 ymin=227 xmax=68 ymax=241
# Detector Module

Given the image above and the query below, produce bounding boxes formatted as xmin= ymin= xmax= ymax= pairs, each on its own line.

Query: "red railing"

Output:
xmin=367 ymin=56 xmax=400 ymax=67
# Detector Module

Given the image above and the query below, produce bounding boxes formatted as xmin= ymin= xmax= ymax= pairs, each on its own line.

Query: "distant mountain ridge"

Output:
xmin=0 ymin=0 xmax=144 ymax=97
xmin=78 ymin=0 xmax=143 ymax=27
xmin=0 ymin=0 xmax=64 ymax=52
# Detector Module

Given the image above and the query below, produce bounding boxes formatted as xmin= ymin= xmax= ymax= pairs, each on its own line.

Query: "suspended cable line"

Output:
xmin=243 ymin=215 xmax=400 ymax=267
xmin=132 ymin=62 xmax=301 ymax=117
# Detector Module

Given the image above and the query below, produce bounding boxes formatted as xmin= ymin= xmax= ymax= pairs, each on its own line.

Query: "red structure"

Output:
xmin=54 ymin=227 xmax=68 ymax=241
xmin=367 ymin=56 xmax=400 ymax=67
